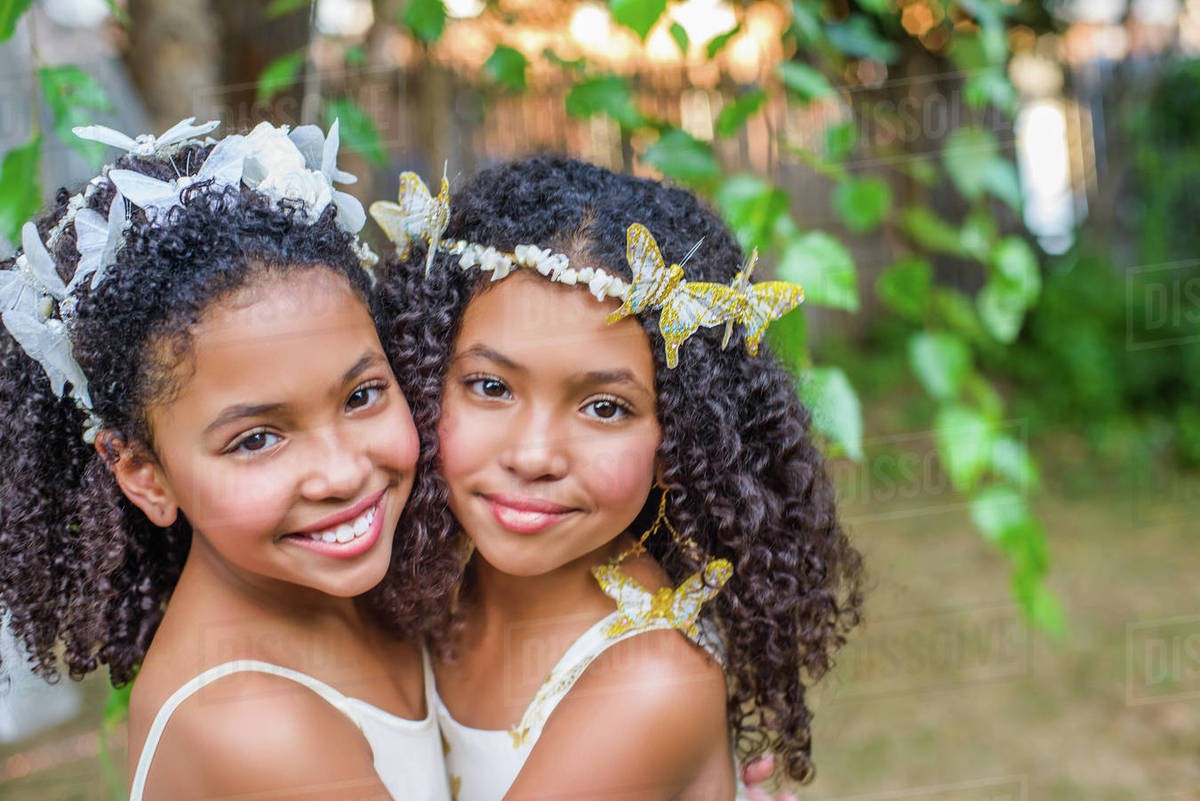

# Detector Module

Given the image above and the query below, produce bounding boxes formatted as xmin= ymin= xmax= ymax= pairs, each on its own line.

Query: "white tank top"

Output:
xmin=129 ymin=648 xmax=451 ymax=801
xmin=434 ymin=610 xmax=745 ymax=801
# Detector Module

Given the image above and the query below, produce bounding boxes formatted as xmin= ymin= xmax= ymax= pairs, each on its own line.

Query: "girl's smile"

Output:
xmin=481 ymin=492 xmax=579 ymax=534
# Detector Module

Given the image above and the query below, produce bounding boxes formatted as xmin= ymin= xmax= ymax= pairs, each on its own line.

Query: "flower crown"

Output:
xmin=0 ymin=118 xmax=378 ymax=443
xmin=370 ymin=171 xmax=805 ymax=368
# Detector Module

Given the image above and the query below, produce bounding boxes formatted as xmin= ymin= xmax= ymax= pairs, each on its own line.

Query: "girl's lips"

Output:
xmin=482 ymin=493 xmax=575 ymax=534
xmin=283 ymin=489 xmax=388 ymax=558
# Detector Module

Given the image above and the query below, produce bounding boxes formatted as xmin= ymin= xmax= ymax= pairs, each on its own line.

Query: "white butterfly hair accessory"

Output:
xmin=0 ymin=223 xmax=99 ymax=440
xmin=369 ymin=165 xmax=450 ymax=275
xmin=71 ymin=191 xmax=128 ymax=294
xmin=108 ymin=134 xmax=247 ymax=222
xmin=72 ymin=117 xmax=221 ymax=158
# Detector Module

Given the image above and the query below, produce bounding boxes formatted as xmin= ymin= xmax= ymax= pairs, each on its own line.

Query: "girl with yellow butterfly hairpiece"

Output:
xmin=375 ymin=155 xmax=864 ymax=801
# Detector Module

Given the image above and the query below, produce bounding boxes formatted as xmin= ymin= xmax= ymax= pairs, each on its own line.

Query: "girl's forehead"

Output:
xmin=193 ymin=268 xmax=366 ymax=350
xmin=457 ymin=272 xmax=653 ymax=374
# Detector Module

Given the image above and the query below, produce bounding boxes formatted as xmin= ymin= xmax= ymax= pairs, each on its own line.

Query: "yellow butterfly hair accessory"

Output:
xmin=372 ymin=169 xmax=807 ymax=367
xmin=368 ymin=167 xmax=449 ymax=276
xmin=606 ymin=223 xmax=745 ymax=368
xmin=721 ymin=248 xmax=805 ymax=356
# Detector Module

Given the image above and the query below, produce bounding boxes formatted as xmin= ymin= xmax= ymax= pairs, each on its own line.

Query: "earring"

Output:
xmin=592 ymin=487 xmax=733 ymax=643
xmin=607 ymin=487 xmax=707 ymax=570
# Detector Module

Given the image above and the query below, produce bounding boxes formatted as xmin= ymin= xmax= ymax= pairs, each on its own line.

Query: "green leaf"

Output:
xmin=609 ymin=0 xmax=667 ymax=41
xmin=714 ymin=89 xmax=766 ymax=138
xmin=38 ymin=65 xmax=115 ymax=166
xmin=976 ymin=278 xmax=1026 ymax=343
xmin=255 ymin=50 xmax=305 ymax=107
xmin=991 ymin=236 xmax=1039 ymax=303
xmin=715 ymin=173 xmax=788 ymax=252
xmin=857 ymin=0 xmax=891 ymax=14
xmin=934 ymin=404 xmax=994 ymax=492
xmin=402 ymin=0 xmax=447 ymax=43
xmin=825 ymin=120 xmax=857 ymax=161
xmin=959 ymin=210 xmax=996 ymax=261
xmin=789 ymin=0 xmax=824 ymax=45
xmin=641 ymin=128 xmax=720 ymax=187
xmin=669 ymin=21 xmax=689 ymax=55
xmin=968 ymin=486 xmax=1028 ymax=545
xmin=876 ymin=257 xmax=931 ymax=322
xmin=0 ymin=0 xmax=34 ymax=40
xmin=265 ymin=0 xmax=310 ymax=17
xmin=323 ymin=97 xmax=386 ymax=166
xmin=705 ymin=23 xmax=743 ymax=59
xmin=901 ymin=206 xmax=966 ymax=256
xmin=1022 ymin=582 xmax=1067 ymax=640
xmin=778 ymin=231 xmax=859 ymax=311
xmin=0 ymin=138 xmax=41 ymax=247
xmin=832 ymin=175 xmax=890 ymax=233
xmin=931 ymin=287 xmax=986 ymax=343
xmin=981 ymin=158 xmax=1021 ymax=210
xmin=965 ymin=68 xmax=1018 ymax=116
xmin=777 ymin=61 xmax=834 ymax=102
xmin=799 ymin=366 xmax=863 ymax=461
xmin=990 ymin=435 xmax=1039 ymax=490
xmin=942 ymin=127 xmax=998 ymax=201
xmin=565 ymin=74 xmax=645 ymax=130
xmin=765 ymin=306 xmax=808 ymax=372
xmin=825 ymin=14 xmax=899 ymax=63
xmin=484 ymin=44 xmax=528 ymax=91
xmin=908 ymin=331 xmax=971 ymax=401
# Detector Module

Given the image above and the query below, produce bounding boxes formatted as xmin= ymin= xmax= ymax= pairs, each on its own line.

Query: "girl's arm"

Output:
xmin=137 ymin=672 xmax=394 ymax=801
xmin=503 ymin=629 xmax=735 ymax=801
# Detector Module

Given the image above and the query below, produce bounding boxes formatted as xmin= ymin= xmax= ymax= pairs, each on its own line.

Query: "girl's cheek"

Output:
xmin=579 ymin=432 xmax=658 ymax=511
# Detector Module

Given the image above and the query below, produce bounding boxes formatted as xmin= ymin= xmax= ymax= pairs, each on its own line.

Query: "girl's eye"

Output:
xmin=466 ymin=377 xmax=511 ymax=400
xmin=232 ymin=430 xmax=281 ymax=454
xmin=582 ymin=397 xmax=631 ymax=422
xmin=347 ymin=383 xmax=386 ymax=411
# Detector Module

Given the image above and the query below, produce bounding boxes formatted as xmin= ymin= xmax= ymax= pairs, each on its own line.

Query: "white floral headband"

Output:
xmin=370 ymin=171 xmax=805 ymax=368
xmin=0 ymin=117 xmax=378 ymax=443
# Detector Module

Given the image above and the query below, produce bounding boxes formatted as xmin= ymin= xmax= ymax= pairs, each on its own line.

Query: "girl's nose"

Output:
xmin=299 ymin=426 xmax=373 ymax=500
xmin=498 ymin=414 xmax=569 ymax=482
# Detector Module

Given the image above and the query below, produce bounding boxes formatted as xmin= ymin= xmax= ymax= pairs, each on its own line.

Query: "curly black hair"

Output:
xmin=375 ymin=155 xmax=865 ymax=784
xmin=0 ymin=143 xmax=461 ymax=687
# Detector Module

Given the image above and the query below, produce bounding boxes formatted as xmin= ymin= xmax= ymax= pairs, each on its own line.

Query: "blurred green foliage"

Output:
xmin=988 ymin=59 xmax=1200 ymax=468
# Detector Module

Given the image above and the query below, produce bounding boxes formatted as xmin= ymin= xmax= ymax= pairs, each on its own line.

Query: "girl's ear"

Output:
xmin=96 ymin=431 xmax=180 ymax=527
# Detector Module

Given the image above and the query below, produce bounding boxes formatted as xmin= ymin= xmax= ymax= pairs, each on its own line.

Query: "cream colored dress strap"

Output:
xmin=129 ymin=649 xmax=450 ymax=801
xmin=435 ymin=612 xmax=737 ymax=801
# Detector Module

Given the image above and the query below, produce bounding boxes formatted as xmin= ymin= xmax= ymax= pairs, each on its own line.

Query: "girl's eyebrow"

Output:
xmin=573 ymin=369 xmax=652 ymax=397
xmin=204 ymin=351 xmax=387 ymax=434
xmin=455 ymin=343 xmax=521 ymax=371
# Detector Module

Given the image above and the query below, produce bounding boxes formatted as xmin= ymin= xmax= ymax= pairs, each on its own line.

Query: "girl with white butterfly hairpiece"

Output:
xmin=373 ymin=155 xmax=866 ymax=800
xmin=0 ymin=119 xmax=463 ymax=800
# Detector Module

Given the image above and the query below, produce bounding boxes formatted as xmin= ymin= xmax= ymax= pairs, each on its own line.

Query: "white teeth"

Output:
xmin=304 ymin=501 xmax=378 ymax=546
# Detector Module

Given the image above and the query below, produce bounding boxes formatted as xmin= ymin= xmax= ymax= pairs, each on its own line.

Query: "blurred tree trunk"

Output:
xmin=127 ymin=0 xmax=311 ymax=131
xmin=125 ymin=0 xmax=220 ymax=127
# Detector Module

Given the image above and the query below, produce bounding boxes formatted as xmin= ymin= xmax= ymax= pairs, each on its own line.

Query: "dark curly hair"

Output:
xmin=0 ymin=143 xmax=460 ymax=687
xmin=375 ymin=155 xmax=865 ymax=784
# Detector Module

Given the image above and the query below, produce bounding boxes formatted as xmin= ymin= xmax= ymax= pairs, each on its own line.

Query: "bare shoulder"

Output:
xmin=574 ymin=627 xmax=727 ymax=713
xmin=137 ymin=670 xmax=390 ymax=801
xmin=504 ymin=630 xmax=731 ymax=801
